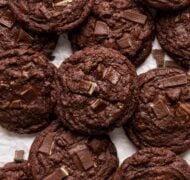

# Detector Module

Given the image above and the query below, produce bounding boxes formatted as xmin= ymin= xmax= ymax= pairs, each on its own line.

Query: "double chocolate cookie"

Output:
xmin=0 ymin=49 xmax=57 ymax=134
xmin=0 ymin=162 xmax=32 ymax=180
xmin=69 ymin=0 xmax=155 ymax=66
xmin=56 ymin=46 xmax=138 ymax=135
xmin=157 ymin=7 xmax=190 ymax=67
xmin=137 ymin=0 xmax=190 ymax=10
xmin=29 ymin=121 xmax=118 ymax=180
xmin=8 ymin=0 xmax=94 ymax=33
xmin=0 ymin=3 xmax=58 ymax=57
xmin=125 ymin=68 xmax=190 ymax=154
xmin=111 ymin=148 xmax=190 ymax=179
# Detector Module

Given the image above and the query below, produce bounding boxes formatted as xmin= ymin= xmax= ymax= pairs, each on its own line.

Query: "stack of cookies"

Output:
xmin=0 ymin=0 xmax=190 ymax=179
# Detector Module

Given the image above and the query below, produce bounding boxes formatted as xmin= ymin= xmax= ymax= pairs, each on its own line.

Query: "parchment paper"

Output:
xmin=0 ymin=34 xmax=190 ymax=167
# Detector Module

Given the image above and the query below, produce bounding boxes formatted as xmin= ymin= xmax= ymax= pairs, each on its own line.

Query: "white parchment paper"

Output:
xmin=0 ymin=34 xmax=190 ymax=167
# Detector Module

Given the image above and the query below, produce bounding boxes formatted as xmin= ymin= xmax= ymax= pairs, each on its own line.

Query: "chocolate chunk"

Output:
xmin=9 ymin=100 xmax=23 ymax=109
xmin=158 ymin=74 xmax=187 ymax=88
xmin=166 ymin=89 xmax=181 ymax=101
xmin=88 ymin=139 xmax=104 ymax=153
xmin=152 ymin=49 xmax=164 ymax=67
xmin=15 ymin=28 xmax=33 ymax=43
xmin=123 ymin=10 xmax=147 ymax=24
xmin=39 ymin=133 xmax=55 ymax=155
xmin=90 ymin=98 xmax=107 ymax=112
xmin=44 ymin=166 xmax=69 ymax=180
xmin=94 ymin=21 xmax=109 ymax=36
xmin=14 ymin=150 xmax=25 ymax=163
xmin=165 ymin=61 xmax=185 ymax=71
xmin=60 ymin=133 xmax=74 ymax=145
xmin=152 ymin=98 xmax=170 ymax=119
xmin=20 ymin=85 xmax=38 ymax=103
xmin=74 ymin=148 xmax=94 ymax=170
xmin=103 ymin=67 xmax=121 ymax=85
xmin=176 ymin=103 xmax=190 ymax=117
xmin=53 ymin=0 xmax=72 ymax=7
xmin=0 ymin=10 xmax=15 ymax=28
xmin=117 ymin=34 xmax=132 ymax=49
xmin=79 ymin=80 xmax=97 ymax=95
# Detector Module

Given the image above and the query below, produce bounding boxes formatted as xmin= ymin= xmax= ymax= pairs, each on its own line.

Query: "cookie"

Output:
xmin=111 ymin=148 xmax=190 ymax=180
xmin=56 ymin=46 xmax=138 ymax=135
xmin=0 ymin=0 xmax=6 ymax=7
xmin=157 ymin=7 xmax=190 ymax=67
xmin=29 ymin=121 xmax=119 ymax=180
xmin=69 ymin=0 xmax=155 ymax=66
xmin=8 ymin=0 xmax=94 ymax=34
xmin=137 ymin=0 xmax=190 ymax=10
xmin=124 ymin=68 xmax=190 ymax=154
xmin=0 ymin=162 xmax=32 ymax=180
xmin=0 ymin=4 xmax=58 ymax=58
xmin=0 ymin=49 xmax=57 ymax=134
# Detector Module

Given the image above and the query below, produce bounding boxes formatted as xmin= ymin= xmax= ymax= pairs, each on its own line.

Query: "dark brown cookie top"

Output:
xmin=29 ymin=121 xmax=119 ymax=180
xmin=0 ymin=49 xmax=57 ymax=134
xmin=0 ymin=4 xmax=58 ymax=58
xmin=137 ymin=0 xmax=190 ymax=10
xmin=56 ymin=46 xmax=138 ymax=135
xmin=125 ymin=68 xmax=190 ymax=154
xmin=0 ymin=162 xmax=32 ymax=180
xmin=8 ymin=0 xmax=94 ymax=33
xmin=0 ymin=0 xmax=6 ymax=7
xmin=157 ymin=7 xmax=190 ymax=67
xmin=69 ymin=0 xmax=155 ymax=66
xmin=111 ymin=148 xmax=190 ymax=180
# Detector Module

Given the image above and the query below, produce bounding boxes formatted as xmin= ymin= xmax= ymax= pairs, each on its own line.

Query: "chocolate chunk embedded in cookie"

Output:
xmin=0 ymin=161 xmax=32 ymax=180
xmin=111 ymin=148 xmax=190 ymax=180
xmin=0 ymin=49 xmax=57 ymax=134
xmin=125 ymin=68 xmax=190 ymax=154
xmin=8 ymin=0 xmax=94 ymax=33
xmin=29 ymin=121 xmax=119 ymax=180
xmin=137 ymin=0 xmax=190 ymax=10
xmin=69 ymin=0 xmax=155 ymax=66
xmin=157 ymin=7 xmax=190 ymax=67
xmin=0 ymin=4 xmax=58 ymax=57
xmin=56 ymin=46 xmax=138 ymax=135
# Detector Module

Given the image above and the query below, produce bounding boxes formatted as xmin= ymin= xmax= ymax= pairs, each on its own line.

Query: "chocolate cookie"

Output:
xmin=29 ymin=121 xmax=119 ymax=180
xmin=56 ymin=46 xmax=138 ymax=135
xmin=125 ymin=68 xmax=190 ymax=154
xmin=157 ymin=7 xmax=190 ymax=67
xmin=111 ymin=148 xmax=190 ymax=180
xmin=0 ymin=0 xmax=6 ymax=7
xmin=0 ymin=4 xmax=58 ymax=57
xmin=137 ymin=0 xmax=190 ymax=10
xmin=69 ymin=0 xmax=155 ymax=66
xmin=0 ymin=49 xmax=57 ymax=134
xmin=8 ymin=0 xmax=94 ymax=33
xmin=0 ymin=162 xmax=32 ymax=180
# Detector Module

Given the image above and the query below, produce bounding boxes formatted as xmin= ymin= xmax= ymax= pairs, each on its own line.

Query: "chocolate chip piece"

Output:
xmin=9 ymin=100 xmax=23 ymax=109
xmin=15 ymin=28 xmax=33 ymax=43
xmin=103 ymin=67 xmax=121 ymax=85
xmin=116 ymin=34 xmax=132 ymax=49
xmin=151 ymin=98 xmax=170 ymax=119
xmin=39 ymin=133 xmax=55 ymax=155
xmin=57 ymin=46 xmax=137 ymax=135
xmin=125 ymin=68 xmax=190 ymax=153
xmin=90 ymin=98 xmax=107 ymax=112
xmin=44 ymin=166 xmax=69 ymax=180
xmin=79 ymin=80 xmax=97 ymax=95
xmin=152 ymin=49 xmax=164 ymax=67
xmin=29 ymin=121 xmax=119 ymax=179
xmin=94 ymin=21 xmax=109 ymax=36
xmin=14 ymin=150 xmax=25 ymax=163
xmin=20 ymin=85 xmax=38 ymax=103
xmin=158 ymin=74 xmax=187 ymax=88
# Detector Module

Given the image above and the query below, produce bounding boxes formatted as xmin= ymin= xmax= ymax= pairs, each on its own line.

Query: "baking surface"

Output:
xmin=0 ymin=34 xmax=190 ymax=166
